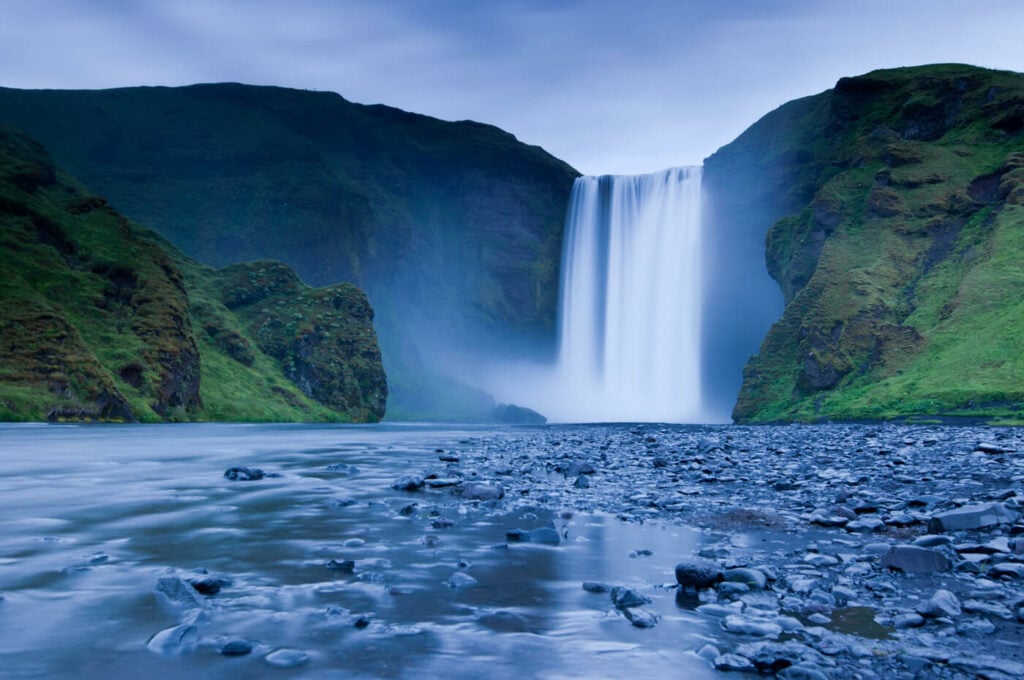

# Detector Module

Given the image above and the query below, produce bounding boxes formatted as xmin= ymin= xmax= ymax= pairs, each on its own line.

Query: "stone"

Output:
xmin=506 ymin=527 xmax=561 ymax=545
xmin=155 ymin=577 xmax=206 ymax=610
xmin=425 ymin=477 xmax=461 ymax=488
xmin=582 ymin=581 xmax=610 ymax=593
xmin=916 ymin=589 xmax=961 ymax=618
xmin=326 ymin=559 xmax=355 ymax=572
xmin=224 ymin=466 xmax=265 ymax=481
xmin=146 ymin=624 xmax=198 ymax=655
xmin=220 ymin=639 xmax=253 ymax=656
xmin=778 ymin=665 xmax=829 ymax=680
xmin=326 ymin=495 xmax=357 ymax=507
xmin=929 ymin=503 xmax=1017 ymax=532
xmin=723 ymin=615 xmax=782 ymax=638
xmin=611 ymin=586 xmax=651 ymax=609
xmin=714 ymin=654 xmax=755 ymax=671
xmin=892 ymin=612 xmax=925 ymax=628
xmin=975 ymin=442 xmax=1007 ymax=454
xmin=391 ymin=474 xmax=425 ymax=491
xmin=879 ymin=546 xmax=951 ymax=573
xmin=623 ymin=607 xmax=659 ymax=628
xmin=573 ymin=475 xmax=590 ymax=489
xmin=186 ymin=575 xmax=231 ymax=595
xmin=461 ymin=482 xmax=504 ymax=500
xmin=445 ymin=571 xmax=478 ymax=588
xmin=675 ymin=559 xmax=723 ymax=590
xmin=912 ymin=534 xmax=953 ymax=548
xmin=723 ymin=567 xmax=768 ymax=589
xmin=264 ymin=649 xmax=308 ymax=668
xmin=962 ymin=599 xmax=1014 ymax=619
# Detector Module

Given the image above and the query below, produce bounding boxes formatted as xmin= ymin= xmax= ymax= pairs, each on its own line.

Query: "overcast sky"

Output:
xmin=1 ymin=0 xmax=1022 ymax=174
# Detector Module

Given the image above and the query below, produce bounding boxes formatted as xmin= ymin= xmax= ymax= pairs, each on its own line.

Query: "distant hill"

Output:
xmin=0 ymin=84 xmax=579 ymax=418
xmin=705 ymin=64 xmax=1024 ymax=422
xmin=0 ymin=125 xmax=386 ymax=422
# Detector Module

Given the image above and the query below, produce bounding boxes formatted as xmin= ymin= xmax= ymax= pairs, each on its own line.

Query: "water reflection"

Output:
xmin=0 ymin=424 xmax=716 ymax=678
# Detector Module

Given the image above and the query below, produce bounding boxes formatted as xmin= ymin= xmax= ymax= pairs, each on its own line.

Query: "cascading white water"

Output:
xmin=553 ymin=166 xmax=703 ymax=422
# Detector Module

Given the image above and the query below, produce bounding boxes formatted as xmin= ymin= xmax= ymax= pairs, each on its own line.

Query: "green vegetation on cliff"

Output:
xmin=0 ymin=125 xmax=386 ymax=422
xmin=0 ymin=84 xmax=579 ymax=418
xmin=711 ymin=64 xmax=1024 ymax=422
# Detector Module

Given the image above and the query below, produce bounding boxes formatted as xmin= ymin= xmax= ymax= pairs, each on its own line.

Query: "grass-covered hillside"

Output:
xmin=0 ymin=84 xmax=579 ymax=418
xmin=707 ymin=64 xmax=1024 ymax=423
xmin=0 ymin=125 xmax=386 ymax=423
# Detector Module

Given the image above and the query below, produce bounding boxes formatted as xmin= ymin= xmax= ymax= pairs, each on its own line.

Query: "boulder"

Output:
xmin=916 ymin=589 xmax=961 ymax=618
xmin=929 ymin=503 xmax=1017 ymax=532
xmin=675 ymin=559 xmax=723 ymax=590
xmin=879 ymin=546 xmax=951 ymax=573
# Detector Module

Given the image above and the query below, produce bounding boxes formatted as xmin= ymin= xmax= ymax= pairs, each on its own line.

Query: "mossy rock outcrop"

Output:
xmin=705 ymin=64 xmax=1024 ymax=422
xmin=0 ymin=125 xmax=386 ymax=423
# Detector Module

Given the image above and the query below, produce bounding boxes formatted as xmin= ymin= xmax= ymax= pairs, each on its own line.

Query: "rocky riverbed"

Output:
xmin=1 ymin=422 xmax=1022 ymax=679
xmin=441 ymin=422 xmax=1024 ymax=679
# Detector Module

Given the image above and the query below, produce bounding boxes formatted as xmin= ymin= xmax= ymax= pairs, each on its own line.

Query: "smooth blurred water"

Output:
xmin=0 ymin=423 xmax=714 ymax=679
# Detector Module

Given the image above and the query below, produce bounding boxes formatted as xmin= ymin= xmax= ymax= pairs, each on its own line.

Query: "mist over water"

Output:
xmin=487 ymin=167 xmax=706 ymax=423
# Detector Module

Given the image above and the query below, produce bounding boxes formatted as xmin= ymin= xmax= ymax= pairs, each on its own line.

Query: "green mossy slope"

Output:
xmin=0 ymin=126 xmax=385 ymax=422
xmin=711 ymin=65 xmax=1024 ymax=422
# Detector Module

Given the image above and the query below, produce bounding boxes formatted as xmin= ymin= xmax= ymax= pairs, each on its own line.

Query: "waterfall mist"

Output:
xmin=485 ymin=166 xmax=707 ymax=423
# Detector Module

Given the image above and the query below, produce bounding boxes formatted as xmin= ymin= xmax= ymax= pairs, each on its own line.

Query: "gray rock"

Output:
xmin=912 ymin=534 xmax=953 ymax=548
xmin=963 ymin=599 xmax=1013 ymax=619
xmin=573 ymin=475 xmax=590 ymax=489
xmin=675 ymin=559 xmax=723 ymax=590
xmin=879 ymin=546 xmax=951 ymax=573
xmin=723 ymin=614 xmax=782 ymax=638
xmin=326 ymin=559 xmax=355 ymax=572
xmin=224 ymin=466 xmax=265 ymax=481
xmin=623 ymin=607 xmax=659 ymax=628
xmin=778 ymin=665 xmax=830 ymax=680
xmin=720 ymin=569 xmax=770 ymax=589
xmin=611 ymin=586 xmax=651 ymax=609
xmin=892 ymin=612 xmax=925 ymax=628
xmin=714 ymin=653 xmax=755 ymax=671
xmin=506 ymin=527 xmax=561 ymax=545
xmin=264 ymin=649 xmax=308 ymax=668
xmin=916 ymin=589 xmax=961 ymax=618
xmin=445 ymin=571 xmax=478 ymax=589
xmin=155 ymin=577 xmax=206 ymax=610
xmin=146 ymin=624 xmax=198 ymax=655
xmin=326 ymin=495 xmax=357 ymax=507
xmin=461 ymin=482 xmax=504 ymax=500
xmin=391 ymin=474 xmax=425 ymax=491
xmin=582 ymin=581 xmax=610 ymax=593
xmin=975 ymin=442 xmax=1007 ymax=454
xmin=929 ymin=503 xmax=1017 ymax=532
xmin=220 ymin=639 xmax=253 ymax=656
xmin=425 ymin=477 xmax=461 ymax=488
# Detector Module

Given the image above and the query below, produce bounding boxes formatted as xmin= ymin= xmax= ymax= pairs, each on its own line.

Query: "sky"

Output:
xmin=1 ymin=0 xmax=1023 ymax=175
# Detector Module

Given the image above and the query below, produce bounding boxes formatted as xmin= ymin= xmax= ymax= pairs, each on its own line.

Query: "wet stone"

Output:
xmin=611 ymin=586 xmax=651 ymax=610
xmin=929 ymin=503 xmax=1018 ymax=532
xmin=879 ymin=546 xmax=951 ymax=573
xmin=265 ymin=649 xmax=308 ymax=668
xmin=506 ymin=527 xmax=560 ymax=545
xmin=146 ymin=624 xmax=198 ymax=655
xmin=675 ymin=559 xmax=722 ymax=590
xmin=916 ymin=589 xmax=961 ymax=618
xmin=326 ymin=559 xmax=355 ymax=572
xmin=220 ymin=639 xmax=253 ymax=656
xmin=223 ymin=466 xmax=266 ymax=481
xmin=624 ymin=607 xmax=658 ymax=628
xmin=391 ymin=474 xmax=425 ymax=491
xmin=582 ymin=581 xmax=610 ymax=593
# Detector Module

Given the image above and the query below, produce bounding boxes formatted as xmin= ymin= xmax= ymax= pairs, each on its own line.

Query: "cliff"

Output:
xmin=0 ymin=125 xmax=386 ymax=422
xmin=705 ymin=64 xmax=1024 ymax=422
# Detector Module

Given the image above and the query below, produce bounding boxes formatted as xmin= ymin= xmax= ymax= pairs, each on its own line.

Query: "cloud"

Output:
xmin=1 ymin=0 xmax=1023 ymax=174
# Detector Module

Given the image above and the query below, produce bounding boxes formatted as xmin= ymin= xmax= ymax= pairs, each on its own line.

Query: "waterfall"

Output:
xmin=553 ymin=166 xmax=703 ymax=422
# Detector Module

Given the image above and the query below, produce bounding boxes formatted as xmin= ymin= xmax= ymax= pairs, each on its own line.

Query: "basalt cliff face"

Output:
xmin=0 ymin=84 xmax=579 ymax=418
xmin=705 ymin=64 xmax=1024 ymax=422
xmin=0 ymin=125 xmax=386 ymax=423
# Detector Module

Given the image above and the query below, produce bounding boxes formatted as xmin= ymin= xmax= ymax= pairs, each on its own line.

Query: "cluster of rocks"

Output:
xmin=424 ymin=423 xmax=1024 ymax=679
